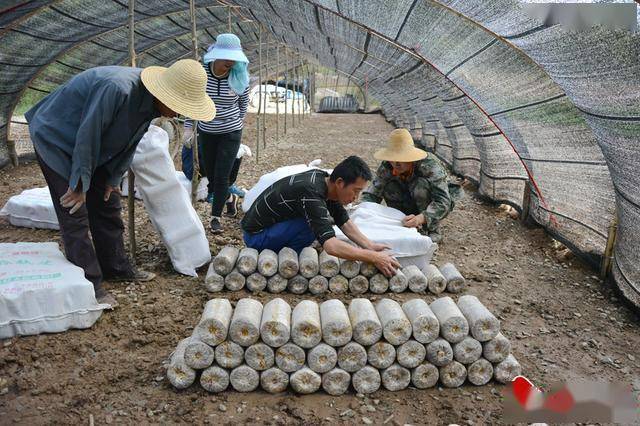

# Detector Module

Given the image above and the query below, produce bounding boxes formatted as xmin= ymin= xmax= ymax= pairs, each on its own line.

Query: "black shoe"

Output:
xmin=210 ymin=217 xmax=223 ymax=234
xmin=104 ymin=269 xmax=156 ymax=283
xmin=224 ymin=194 xmax=238 ymax=218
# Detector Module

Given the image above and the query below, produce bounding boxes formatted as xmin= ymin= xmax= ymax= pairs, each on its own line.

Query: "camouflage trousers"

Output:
xmin=380 ymin=179 xmax=454 ymax=234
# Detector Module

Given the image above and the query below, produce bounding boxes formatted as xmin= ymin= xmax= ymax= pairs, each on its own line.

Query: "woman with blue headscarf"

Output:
xmin=185 ymin=33 xmax=250 ymax=234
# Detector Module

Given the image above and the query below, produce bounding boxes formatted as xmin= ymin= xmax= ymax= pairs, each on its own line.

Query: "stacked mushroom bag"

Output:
xmin=166 ymin=296 xmax=521 ymax=394
xmin=206 ymin=246 xmax=468 ymax=295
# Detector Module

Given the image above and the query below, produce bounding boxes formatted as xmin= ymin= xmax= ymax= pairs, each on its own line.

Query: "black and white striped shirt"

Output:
xmin=185 ymin=63 xmax=250 ymax=134
xmin=241 ymin=170 xmax=351 ymax=245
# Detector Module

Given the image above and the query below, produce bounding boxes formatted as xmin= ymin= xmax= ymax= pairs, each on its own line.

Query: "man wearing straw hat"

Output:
xmin=361 ymin=128 xmax=458 ymax=243
xmin=25 ymin=59 xmax=215 ymax=307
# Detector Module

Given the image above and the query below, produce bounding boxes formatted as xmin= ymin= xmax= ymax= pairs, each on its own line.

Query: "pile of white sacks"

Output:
xmin=166 ymin=296 xmax=521 ymax=394
xmin=206 ymin=246 xmax=467 ymax=295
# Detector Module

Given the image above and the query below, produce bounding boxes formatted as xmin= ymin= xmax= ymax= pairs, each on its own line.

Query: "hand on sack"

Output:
xmin=372 ymin=251 xmax=401 ymax=277
xmin=104 ymin=185 xmax=121 ymax=202
xmin=60 ymin=187 xmax=86 ymax=214
xmin=369 ymin=242 xmax=391 ymax=252
xmin=402 ymin=213 xmax=426 ymax=228
xmin=182 ymin=127 xmax=194 ymax=148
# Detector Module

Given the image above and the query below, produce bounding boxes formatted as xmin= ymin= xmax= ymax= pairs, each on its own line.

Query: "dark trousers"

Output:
xmin=181 ymin=141 xmax=242 ymax=191
xmin=243 ymin=218 xmax=316 ymax=254
xmin=199 ymin=129 xmax=242 ymax=217
xmin=36 ymin=152 xmax=132 ymax=297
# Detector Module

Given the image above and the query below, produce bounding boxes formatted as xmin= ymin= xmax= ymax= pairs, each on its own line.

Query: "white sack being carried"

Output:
xmin=123 ymin=171 xmax=209 ymax=201
xmin=0 ymin=187 xmax=59 ymax=230
xmin=130 ymin=125 xmax=211 ymax=276
xmin=333 ymin=202 xmax=436 ymax=271
xmin=242 ymin=160 xmax=329 ymax=212
xmin=0 ymin=242 xmax=107 ymax=338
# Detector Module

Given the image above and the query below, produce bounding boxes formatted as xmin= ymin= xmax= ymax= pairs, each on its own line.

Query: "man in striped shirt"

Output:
xmin=241 ymin=156 xmax=400 ymax=277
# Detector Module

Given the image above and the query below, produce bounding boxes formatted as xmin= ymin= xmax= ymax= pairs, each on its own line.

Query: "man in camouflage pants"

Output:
xmin=361 ymin=128 xmax=458 ymax=243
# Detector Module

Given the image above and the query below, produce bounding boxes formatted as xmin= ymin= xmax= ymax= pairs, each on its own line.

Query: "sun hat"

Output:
xmin=374 ymin=128 xmax=428 ymax=162
xmin=203 ymin=33 xmax=250 ymax=95
xmin=203 ymin=33 xmax=249 ymax=64
xmin=141 ymin=59 xmax=216 ymax=121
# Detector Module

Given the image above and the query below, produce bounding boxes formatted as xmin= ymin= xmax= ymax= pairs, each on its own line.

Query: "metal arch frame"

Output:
xmin=2 ymin=5 xmax=247 ymax=140
xmin=288 ymin=0 xmax=557 ymax=216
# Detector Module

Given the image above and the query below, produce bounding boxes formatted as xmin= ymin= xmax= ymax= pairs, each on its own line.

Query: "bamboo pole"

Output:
xmin=297 ymin=59 xmax=301 ymax=123
xmin=127 ymin=0 xmax=137 ymax=265
xmin=227 ymin=6 xmax=232 ymax=31
xmin=520 ymin=181 xmax=531 ymax=225
xmin=256 ymin=26 xmax=262 ymax=163
xmin=601 ymin=214 xmax=618 ymax=279
xmin=275 ymin=45 xmax=279 ymax=141
xmin=262 ymin=32 xmax=268 ymax=149
xmin=283 ymin=48 xmax=288 ymax=134
xmin=189 ymin=0 xmax=200 ymax=205
xmin=290 ymin=52 xmax=295 ymax=128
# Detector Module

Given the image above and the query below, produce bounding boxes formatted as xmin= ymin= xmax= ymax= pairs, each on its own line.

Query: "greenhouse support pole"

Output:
xmin=601 ymin=214 xmax=618 ymax=279
xmin=256 ymin=26 xmax=262 ymax=162
xmin=127 ymin=0 xmax=137 ymax=264
xmin=275 ymin=45 xmax=280 ymax=141
xmin=291 ymin=52 xmax=296 ymax=128
xmin=262 ymin=31 xmax=268 ymax=149
xmin=283 ymin=48 xmax=288 ymax=134
xmin=189 ymin=0 xmax=200 ymax=206
xmin=296 ymin=60 xmax=301 ymax=123
xmin=520 ymin=180 xmax=531 ymax=225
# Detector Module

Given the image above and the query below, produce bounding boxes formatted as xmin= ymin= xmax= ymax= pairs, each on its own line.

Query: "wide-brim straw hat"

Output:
xmin=141 ymin=59 xmax=216 ymax=121
xmin=374 ymin=128 xmax=428 ymax=162
xmin=204 ymin=33 xmax=249 ymax=64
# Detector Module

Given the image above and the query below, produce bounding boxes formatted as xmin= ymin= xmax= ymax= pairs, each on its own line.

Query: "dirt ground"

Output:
xmin=1 ymin=112 xmax=639 ymax=425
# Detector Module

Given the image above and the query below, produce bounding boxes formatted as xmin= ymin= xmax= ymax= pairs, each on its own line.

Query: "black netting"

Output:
xmin=0 ymin=0 xmax=638 ymax=306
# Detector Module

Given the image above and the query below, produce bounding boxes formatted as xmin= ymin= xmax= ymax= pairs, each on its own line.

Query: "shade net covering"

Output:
xmin=0 ymin=0 xmax=639 ymax=308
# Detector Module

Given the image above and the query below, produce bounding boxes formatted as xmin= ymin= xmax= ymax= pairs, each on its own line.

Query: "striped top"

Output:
xmin=241 ymin=170 xmax=350 ymax=245
xmin=185 ymin=63 xmax=250 ymax=134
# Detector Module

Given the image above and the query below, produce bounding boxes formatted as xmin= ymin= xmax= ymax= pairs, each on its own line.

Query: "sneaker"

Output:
xmin=229 ymin=184 xmax=246 ymax=198
xmin=104 ymin=269 xmax=156 ymax=283
xmin=210 ymin=217 xmax=223 ymax=234
xmin=225 ymin=194 xmax=238 ymax=218
xmin=97 ymin=292 xmax=119 ymax=309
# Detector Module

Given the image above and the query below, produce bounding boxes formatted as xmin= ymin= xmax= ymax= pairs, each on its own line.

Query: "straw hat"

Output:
xmin=374 ymin=128 xmax=427 ymax=162
xmin=141 ymin=59 xmax=216 ymax=121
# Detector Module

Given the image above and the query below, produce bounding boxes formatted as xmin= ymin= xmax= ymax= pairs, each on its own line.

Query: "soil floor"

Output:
xmin=1 ymin=113 xmax=639 ymax=425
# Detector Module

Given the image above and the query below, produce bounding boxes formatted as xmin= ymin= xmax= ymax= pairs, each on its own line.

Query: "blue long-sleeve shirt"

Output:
xmin=25 ymin=66 xmax=159 ymax=192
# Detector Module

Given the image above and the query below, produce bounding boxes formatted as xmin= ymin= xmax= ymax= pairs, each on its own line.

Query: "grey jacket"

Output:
xmin=25 ymin=66 xmax=159 ymax=191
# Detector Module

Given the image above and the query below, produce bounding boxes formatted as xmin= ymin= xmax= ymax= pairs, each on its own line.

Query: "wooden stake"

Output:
xmin=601 ymin=213 xmax=618 ymax=279
xmin=275 ymin=45 xmax=279 ymax=141
xmin=520 ymin=180 xmax=531 ymax=224
xmin=291 ymin=52 xmax=295 ymax=128
xmin=283 ymin=48 xmax=288 ymax=134
xmin=297 ymin=59 xmax=301 ymax=123
xmin=256 ymin=26 xmax=262 ymax=163
xmin=127 ymin=0 xmax=137 ymax=264
xmin=262 ymin=32 xmax=268 ymax=149
xmin=189 ymin=0 xmax=200 ymax=205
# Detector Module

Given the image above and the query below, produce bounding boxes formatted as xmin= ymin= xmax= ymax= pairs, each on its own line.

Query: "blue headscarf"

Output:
xmin=203 ymin=34 xmax=250 ymax=95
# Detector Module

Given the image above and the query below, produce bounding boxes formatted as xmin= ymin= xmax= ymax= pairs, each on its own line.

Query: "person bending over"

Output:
xmin=241 ymin=156 xmax=400 ymax=276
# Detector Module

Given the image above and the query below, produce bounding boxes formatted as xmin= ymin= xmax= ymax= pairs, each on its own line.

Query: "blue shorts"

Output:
xmin=243 ymin=218 xmax=316 ymax=253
